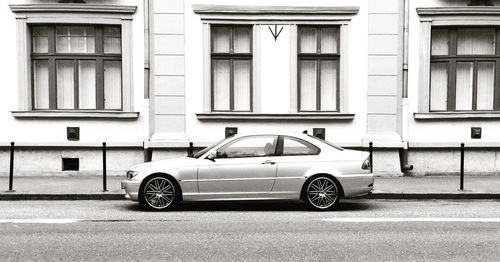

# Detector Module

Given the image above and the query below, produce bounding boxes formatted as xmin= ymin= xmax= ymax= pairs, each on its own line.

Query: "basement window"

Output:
xmin=62 ymin=158 xmax=79 ymax=171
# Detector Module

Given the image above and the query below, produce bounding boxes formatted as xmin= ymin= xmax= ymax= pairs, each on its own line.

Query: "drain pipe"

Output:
xmin=400 ymin=0 xmax=413 ymax=172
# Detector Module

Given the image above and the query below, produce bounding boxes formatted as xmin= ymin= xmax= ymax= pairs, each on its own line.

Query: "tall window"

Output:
xmin=430 ymin=27 xmax=499 ymax=111
xmin=31 ymin=25 xmax=122 ymax=110
xmin=298 ymin=26 xmax=339 ymax=112
xmin=211 ymin=25 xmax=252 ymax=112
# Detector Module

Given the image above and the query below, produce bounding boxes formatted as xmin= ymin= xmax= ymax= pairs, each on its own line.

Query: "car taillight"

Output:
xmin=361 ymin=158 xmax=371 ymax=171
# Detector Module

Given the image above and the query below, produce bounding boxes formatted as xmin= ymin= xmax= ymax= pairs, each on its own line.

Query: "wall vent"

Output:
xmin=62 ymin=158 xmax=79 ymax=171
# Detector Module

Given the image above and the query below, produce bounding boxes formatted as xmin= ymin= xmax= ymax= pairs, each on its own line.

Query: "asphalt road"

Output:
xmin=0 ymin=200 xmax=500 ymax=261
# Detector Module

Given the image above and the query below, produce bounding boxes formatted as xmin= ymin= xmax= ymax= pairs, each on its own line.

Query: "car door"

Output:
xmin=271 ymin=135 xmax=321 ymax=193
xmin=197 ymin=135 xmax=278 ymax=194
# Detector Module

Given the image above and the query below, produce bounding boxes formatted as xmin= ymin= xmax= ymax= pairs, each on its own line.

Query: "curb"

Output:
xmin=1 ymin=192 xmax=500 ymax=200
xmin=357 ymin=192 xmax=500 ymax=200
xmin=0 ymin=194 xmax=125 ymax=200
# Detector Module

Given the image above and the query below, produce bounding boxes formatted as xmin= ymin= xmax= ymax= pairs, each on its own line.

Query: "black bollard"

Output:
xmin=460 ymin=143 xmax=464 ymax=191
xmin=102 ymin=142 xmax=108 ymax=192
xmin=369 ymin=142 xmax=373 ymax=173
xmin=8 ymin=142 xmax=15 ymax=192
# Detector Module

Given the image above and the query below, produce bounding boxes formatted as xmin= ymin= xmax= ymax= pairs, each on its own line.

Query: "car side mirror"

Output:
xmin=206 ymin=151 xmax=217 ymax=161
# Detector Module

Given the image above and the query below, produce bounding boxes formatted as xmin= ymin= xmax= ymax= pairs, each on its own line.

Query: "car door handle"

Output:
xmin=262 ymin=160 xmax=276 ymax=165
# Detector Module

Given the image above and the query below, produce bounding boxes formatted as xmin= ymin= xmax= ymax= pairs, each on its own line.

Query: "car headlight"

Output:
xmin=361 ymin=158 xmax=371 ymax=171
xmin=127 ymin=170 xmax=138 ymax=179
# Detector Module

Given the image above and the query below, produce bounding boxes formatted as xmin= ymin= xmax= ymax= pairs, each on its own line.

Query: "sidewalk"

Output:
xmin=1 ymin=175 xmax=500 ymax=200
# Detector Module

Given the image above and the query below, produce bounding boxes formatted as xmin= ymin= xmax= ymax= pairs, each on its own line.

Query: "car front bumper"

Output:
xmin=121 ymin=180 xmax=141 ymax=201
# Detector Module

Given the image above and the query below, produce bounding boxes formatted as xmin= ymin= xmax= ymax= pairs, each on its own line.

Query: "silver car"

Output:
xmin=121 ymin=133 xmax=373 ymax=211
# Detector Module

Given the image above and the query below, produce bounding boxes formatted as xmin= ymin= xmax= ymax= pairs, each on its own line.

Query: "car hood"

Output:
xmin=129 ymin=156 xmax=200 ymax=172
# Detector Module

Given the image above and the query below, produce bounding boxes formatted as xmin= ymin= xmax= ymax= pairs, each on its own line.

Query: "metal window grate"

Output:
xmin=62 ymin=158 xmax=79 ymax=171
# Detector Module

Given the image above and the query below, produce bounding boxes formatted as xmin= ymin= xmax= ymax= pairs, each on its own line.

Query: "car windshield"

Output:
xmin=192 ymin=137 xmax=231 ymax=158
xmin=308 ymin=135 xmax=344 ymax=151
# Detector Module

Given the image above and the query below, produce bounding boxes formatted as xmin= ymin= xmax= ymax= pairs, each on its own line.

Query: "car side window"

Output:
xmin=282 ymin=136 xmax=320 ymax=156
xmin=217 ymin=136 xmax=277 ymax=158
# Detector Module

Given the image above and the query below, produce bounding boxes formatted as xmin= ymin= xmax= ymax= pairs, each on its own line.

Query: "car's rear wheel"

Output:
xmin=304 ymin=176 xmax=340 ymax=211
xmin=139 ymin=175 xmax=178 ymax=211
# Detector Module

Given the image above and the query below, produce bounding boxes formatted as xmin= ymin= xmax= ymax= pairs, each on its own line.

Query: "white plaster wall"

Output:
xmin=0 ymin=0 xmax=146 ymax=144
xmin=184 ymin=0 xmax=369 ymax=145
xmin=407 ymin=0 xmax=500 ymax=145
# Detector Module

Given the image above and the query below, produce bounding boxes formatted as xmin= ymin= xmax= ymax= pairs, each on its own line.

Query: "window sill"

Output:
xmin=11 ymin=110 xmax=140 ymax=119
xmin=414 ymin=112 xmax=500 ymax=120
xmin=196 ymin=112 xmax=355 ymax=120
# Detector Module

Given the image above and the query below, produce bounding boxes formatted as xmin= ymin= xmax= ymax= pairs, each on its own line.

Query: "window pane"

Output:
xmin=299 ymin=60 xmax=317 ymax=111
xmin=32 ymin=26 xmax=48 ymax=53
xmin=212 ymin=27 xmax=230 ymax=53
xmin=104 ymin=26 xmax=121 ymax=54
xmin=234 ymin=27 xmax=251 ymax=54
xmin=431 ymin=29 xmax=448 ymax=56
xmin=477 ymin=62 xmax=495 ymax=110
xmin=213 ymin=60 xmax=230 ymax=111
xmin=104 ymin=61 xmax=122 ymax=109
xmin=320 ymin=60 xmax=338 ymax=111
xmin=33 ymin=60 xmax=49 ymax=109
xmin=56 ymin=60 xmax=75 ymax=109
xmin=300 ymin=27 xmax=317 ymax=53
xmin=320 ymin=27 xmax=338 ymax=54
xmin=430 ymin=63 xmax=448 ymax=111
xmin=56 ymin=26 xmax=70 ymax=53
xmin=456 ymin=62 xmax=474 ymax=110
xmin=56 ymin=26 xmax=95 ymax=53
xmin=219 ymin=136 xmax=277 ymax=158
xmin=78 ymin=61 xmax=96 ymax=109
xmin=233 ymin=60 xmax=251 ymax=111
xmin=457 ymin=28 xmax=495 ymax=55
xmin=283 ymin=137 xmax=319 ymax=156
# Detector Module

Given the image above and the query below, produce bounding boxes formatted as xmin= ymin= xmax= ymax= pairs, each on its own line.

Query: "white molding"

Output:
xmin=418 ymin=21 xmax=431 ymax=113
xmin=289 ymin=24 xmax=298 ymax=112
xmin=192 ymin=5 xmax=359 ymax=15
xmin=414 ymin=112 xmax=500 ymax=120
xmin=192 ymin=5 xmax=359 ymax=22
xmin=9 ymin=4 xmax=136 ymax=14
xmin=417 ymin=7 xmax=500 ymax=114
xmin=416 ymin=7 xmax=500 ymax=16
xmin=202 ymin=23 xmax=211 ymax=112
xmin=340 ymin=24 xmax=349 ymax=113
xmin=0 ymin=141 xmax=143 ymax=148
xmin=11 ymin=111 xmax=139 ymax=119
xmin=196 ymin=113 xmax=355 ymax=120
xmin=9 ymin=4 xmax=137 ymax=114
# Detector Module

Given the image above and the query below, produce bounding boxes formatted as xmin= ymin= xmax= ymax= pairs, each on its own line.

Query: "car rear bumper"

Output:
xmin=121 ymin=180 xmax=141 ymax=201
xmin=337 ymin=173 xmax=374 ymax=198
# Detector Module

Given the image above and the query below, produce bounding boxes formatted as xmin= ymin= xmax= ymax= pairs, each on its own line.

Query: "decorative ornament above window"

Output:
xmin=468 ymin=0 xmax=493 ymax=6
xmin=268 ymin=25 xmax=283 ymax=41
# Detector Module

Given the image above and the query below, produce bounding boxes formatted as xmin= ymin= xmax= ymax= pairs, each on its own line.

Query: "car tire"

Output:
xmin=304 ymin=176 xmax=341 ymax=211
xmin=138 ymin=174 xmax=180 ymax=211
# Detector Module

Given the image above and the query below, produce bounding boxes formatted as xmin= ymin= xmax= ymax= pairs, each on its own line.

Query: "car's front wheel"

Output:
xmin=139 ymin=175 xmax=179 ymax=211
xmin=304 ymin=176 xmax=340 ymax=211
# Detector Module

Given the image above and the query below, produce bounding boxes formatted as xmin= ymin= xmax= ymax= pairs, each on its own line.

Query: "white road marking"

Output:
xmin=322 ymin=217 xmax=500 ymax=223
xmin=0 ymin=219 xmax=81 ymax=224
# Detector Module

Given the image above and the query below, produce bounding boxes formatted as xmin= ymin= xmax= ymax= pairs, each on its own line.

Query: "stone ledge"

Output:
xmin=196 ymin=113 xmax=355 ymax=121
xmin=12 ymin=111 xmax=140 ymax=119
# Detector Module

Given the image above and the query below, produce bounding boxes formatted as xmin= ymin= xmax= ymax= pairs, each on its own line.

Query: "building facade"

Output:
xmin=1 ymin=0 xmax=500 ymax=176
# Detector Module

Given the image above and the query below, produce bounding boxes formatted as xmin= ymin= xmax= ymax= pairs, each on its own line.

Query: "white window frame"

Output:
xmin=416 ymin=7 xmax=500 ymax=119
xmin=193 ymin=5 xmax=358 ymax=119
xmin=9 ymin=4 xmax=137 ymax=118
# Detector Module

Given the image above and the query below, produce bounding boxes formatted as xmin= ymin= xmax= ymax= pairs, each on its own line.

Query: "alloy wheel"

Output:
xmin=144 ymin=177 xmax=175 ymax=209
xmin=306 ymin=177 xmax=338 ymax=210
